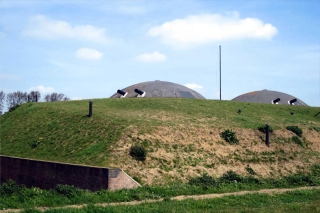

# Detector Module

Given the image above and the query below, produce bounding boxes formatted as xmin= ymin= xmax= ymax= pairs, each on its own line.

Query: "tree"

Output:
xmin=6 ymin=91 xmax=27 ymax=109
xmin=28 ymin=91 xmax=41 ymax=102
xmin=44 ymin=93 xmax=70 ymax=102
xmin=0 ymin=91 xmax=5 ymax=115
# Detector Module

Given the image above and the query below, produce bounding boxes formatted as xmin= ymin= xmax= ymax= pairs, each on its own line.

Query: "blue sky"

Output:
xmin=1 ymin=0 xmax=319 ymax=107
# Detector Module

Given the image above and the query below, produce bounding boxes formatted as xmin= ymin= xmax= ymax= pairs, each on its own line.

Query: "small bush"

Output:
xmin=8 ymin=104 xmax=21 ymax=112
xmin=242 ymin=176 xmax=261 ymax=184
xmin=286 ymin=126 xmax=302 ymax=137
xmin=292 ymin=136 xmax=303 ymax=147
xmin=31 ymin=138 xmax=42 ymax=148
xmin=54 ymin=184 xmax=82 ymax=198
xmin=129 ymin=145 xmax=147 ymax=161
xmin=246 ymin=166 xmax=256 ymax=175
xmin=285 ymin=174 xmax=315 ymax=186
xmin=220 ymin=130 xmax=239 ymax=144
xmin=219 ymin=170 xmax=243 ymax=183
xmin=189 ymin=173 xmax=217 ymax=189
xmin=257 ymin=125 xmax=273 ymax=133
xmin=0 ymin=179 xmax=22 ymax=195
xmin=311 ymin=164 xmax=320 ymax=176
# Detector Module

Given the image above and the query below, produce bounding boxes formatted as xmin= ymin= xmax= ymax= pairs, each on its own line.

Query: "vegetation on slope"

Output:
xmin=1 ymin=168 xmax=320 ymax=210
xmin=1 ymin=98 xmax=320 ymax=184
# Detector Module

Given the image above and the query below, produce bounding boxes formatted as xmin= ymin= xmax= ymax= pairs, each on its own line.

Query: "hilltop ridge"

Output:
xmin=1 ymin=98 xmax=319 ymax=184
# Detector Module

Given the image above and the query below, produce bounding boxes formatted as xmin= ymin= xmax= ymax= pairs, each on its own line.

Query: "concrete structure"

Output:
xmin=232 ymin=89 xmax=308 ymax=106
xmin=0 ymin=155 xmax=140 ymax=191
xmin=110 ymin=80 xmax=206 ymax=99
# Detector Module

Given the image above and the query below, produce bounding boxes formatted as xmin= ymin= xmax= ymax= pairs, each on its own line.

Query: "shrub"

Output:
xmin=129 ymin=145 xmax=147 ymax=161
xmin=257 ymin=125 xmax=273 ymax=133
xmin=285 ymin=174 xmax=315 ymax=186
xmin=189 ymin=173 xmax=217 ymax=189
xmin=8 ymin=104 xmax=20 ymax=112
xmin=311 ymin=164 xmax=320 ymax=176
xmin=54 ymin=184 xmax=82 ymax=198
xmin=31 ymin=138 xmax=42 ymax=148
xmin=286 ymin=126 xmax=302 ymax=137
xmin=219 ymin=170 xmax=243 ymax=183
xmin=242 ymin=176 xmax=261 ymax=184
xmin=245 ymin=166 xmax=256 ymax=175
xmin=292 ymin=136 xmax=303 ymax=147
xmin=0 ymin=179 xmax=22 ymax=195
xmin=220 ymin=130 xmax=239 ymax=144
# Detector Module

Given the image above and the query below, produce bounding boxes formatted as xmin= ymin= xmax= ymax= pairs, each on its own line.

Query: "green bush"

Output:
xmin=188 ymin=173 xmax=217 ymax=189
xmin=129 ymin=145 xmax=147 ymax=161
xmin=219 ymin=170 xmax=243 ymax=183
xmin=8 ymin=104 xmax=21 ymax=112
xmin=242 ymin=176 xmax=261 ymax=184
xmin=257 ymin=125 xmax=273 ymax=133
xmin=286 ymin=126 xmax=302 ymax=137
xmin=220 ymin=130 xmax=239 ymax=144
xmin=54 ymin=184 xmax=82 ymax=198
xmin=285 ymin=174 xmax=315 ymax=186
xmin=311 ymin=164 xmax=320 ymax=176
xmin=292 ymin=136 xmax=303 ymax=147
xmin=31 ymin=138 xmax=42 ymax=148
xmin=246 ymin=166 xmax=256 ymax=175
xmin=0 ymin=179 xmax=22 ymax=195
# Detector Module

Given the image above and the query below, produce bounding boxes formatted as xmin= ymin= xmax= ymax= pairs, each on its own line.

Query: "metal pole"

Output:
xmin=219 ymin=45 xmax=221 ymax=100
xmin=266 ymin=124 xmax=269 ymax=147
xmin=89 ymin=101 xmax=93 ymax=117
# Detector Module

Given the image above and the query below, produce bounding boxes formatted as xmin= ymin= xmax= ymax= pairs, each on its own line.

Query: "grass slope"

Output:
xmin=1 ymin=98 xmax=320 ymax=184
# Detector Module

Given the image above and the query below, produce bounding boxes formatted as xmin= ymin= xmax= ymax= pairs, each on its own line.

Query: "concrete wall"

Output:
xmin=0 ymin=155 xmax=140 ymax=191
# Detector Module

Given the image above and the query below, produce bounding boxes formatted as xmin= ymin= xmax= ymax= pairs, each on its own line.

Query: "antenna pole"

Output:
xmin=219 ymin=45 xmax=221 ymax=100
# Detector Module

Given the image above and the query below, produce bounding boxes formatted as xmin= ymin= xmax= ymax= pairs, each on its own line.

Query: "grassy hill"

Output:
xmin=1 ymin=98 xmax=319 ymax=185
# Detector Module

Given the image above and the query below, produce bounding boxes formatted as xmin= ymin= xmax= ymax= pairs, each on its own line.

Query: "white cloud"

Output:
xmin=28 ymin=85 xmax=55 ymax=94
xmin=185 ymin=83 xmax=203 ymax=90
xmin=135 ymin=51 xmax=167 ymax=62
xmin=75 ymin=48 xmax=103 ymax=60
xmin=22 ymin=15 xmax=109 ymax=43
xmin=148 ymin=12 xmax=278 ymax=48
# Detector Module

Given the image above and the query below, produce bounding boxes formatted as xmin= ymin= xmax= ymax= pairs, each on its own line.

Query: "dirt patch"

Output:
xmin=305 ymin=129 xmax=320 ymax=150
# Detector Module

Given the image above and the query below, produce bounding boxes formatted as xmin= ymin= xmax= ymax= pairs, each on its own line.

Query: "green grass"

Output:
xmin=2 ymin=98 xmax=320 ymax=212
xmin=1 ymin=170 xmax=319 ymax=210
xmin=1 ymin=98 xmax=319 ymax=167
xmin=21 ymin=189 xmax=320 ymax=213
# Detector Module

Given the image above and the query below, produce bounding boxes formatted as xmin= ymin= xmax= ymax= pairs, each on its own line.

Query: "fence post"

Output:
xmin=89 ymin=101 xmax=93 ymax=117
xmin=266 ymin=124 xmax=269 ymax=147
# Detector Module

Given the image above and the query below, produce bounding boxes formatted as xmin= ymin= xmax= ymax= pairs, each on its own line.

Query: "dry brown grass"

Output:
xmin=108 ymin=126 xmax=320 ymax=185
